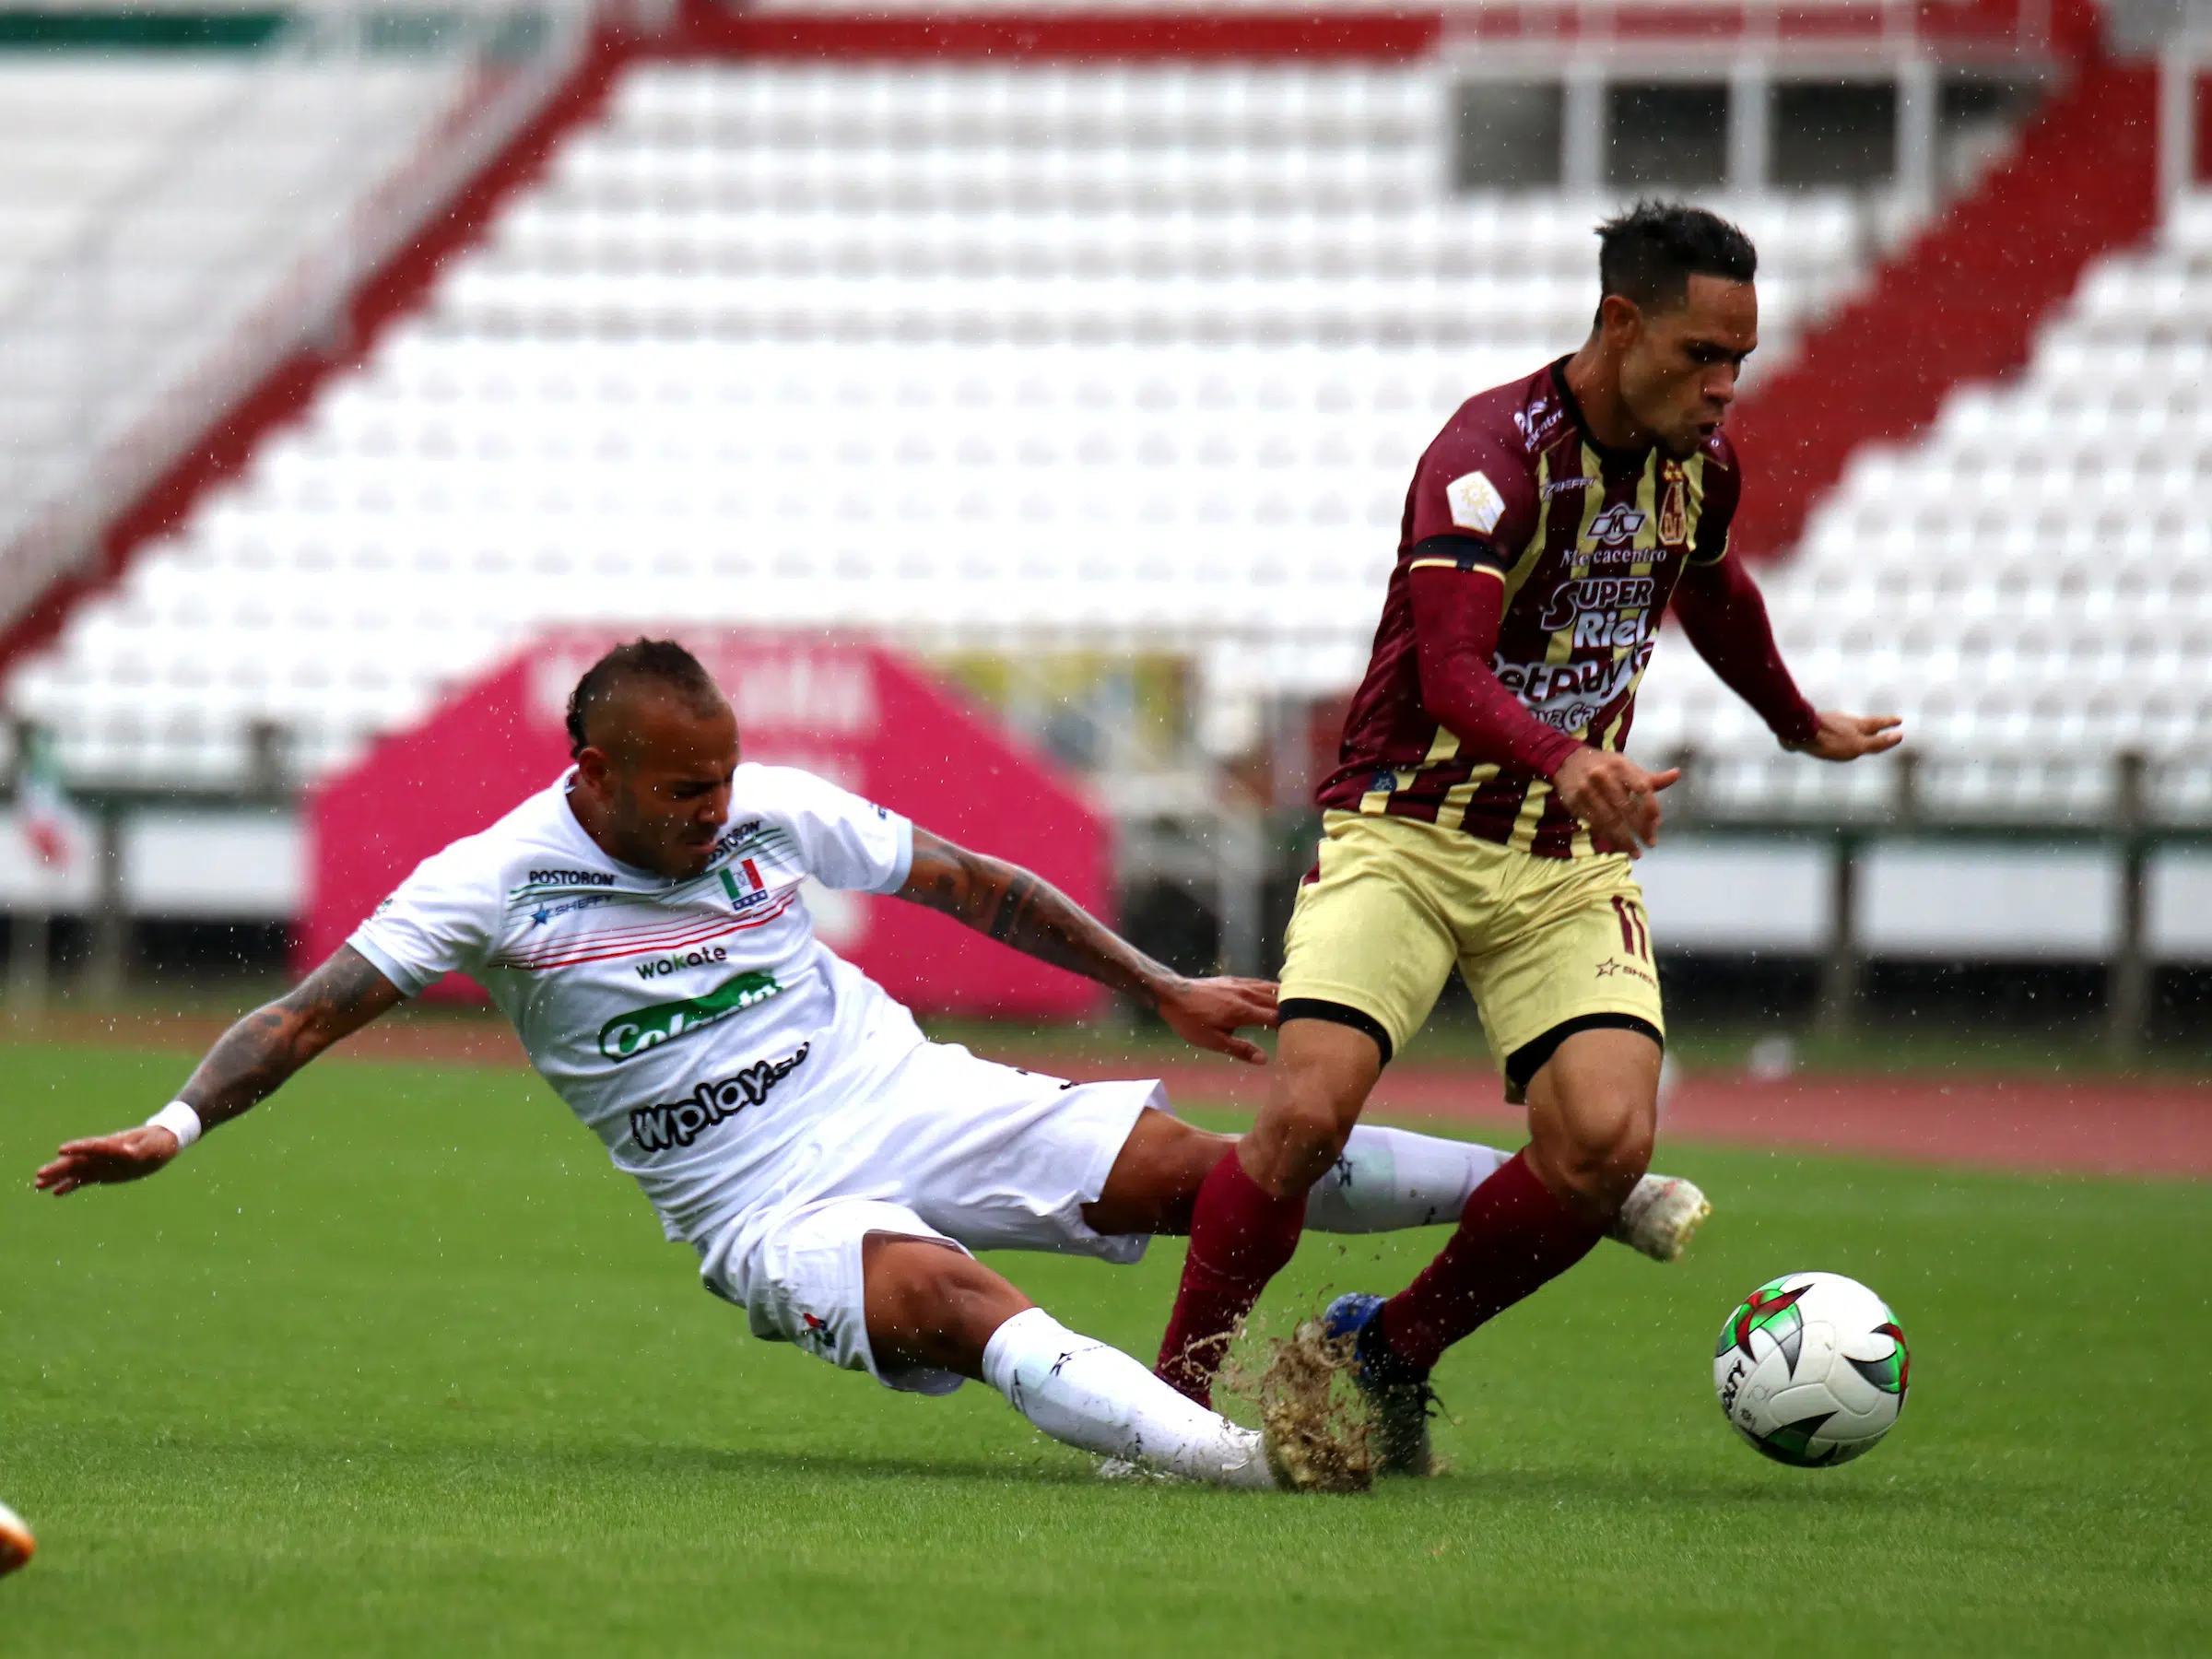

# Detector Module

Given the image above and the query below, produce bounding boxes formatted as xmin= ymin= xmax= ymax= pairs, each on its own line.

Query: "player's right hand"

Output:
xmin=1155 ymin=974 xmax=1279 ymax=1066
xmin=34 ymin=1125 xmax=182 ymax=1195
xmin=1552 ymin=749 xmax=1678 ymax=858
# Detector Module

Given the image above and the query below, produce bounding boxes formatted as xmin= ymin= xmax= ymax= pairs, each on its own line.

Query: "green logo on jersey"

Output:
xmin=599 ymin=970 xmax=783 ymax=1063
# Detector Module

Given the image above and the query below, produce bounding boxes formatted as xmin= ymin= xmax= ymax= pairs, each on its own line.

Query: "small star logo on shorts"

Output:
xmin=1597 ymin=958 xmax=1656 ymax=986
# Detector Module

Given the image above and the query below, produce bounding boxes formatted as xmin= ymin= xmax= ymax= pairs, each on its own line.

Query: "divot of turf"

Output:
xmin=1221 ymin=1312 xmax=1372 ymax=1494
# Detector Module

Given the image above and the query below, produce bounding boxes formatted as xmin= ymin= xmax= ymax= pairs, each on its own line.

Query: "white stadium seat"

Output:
xmin=7 ymin=61 xmax=1908 ymax=793
xmin=1634 ymin=196 xmax=2212 ymax=820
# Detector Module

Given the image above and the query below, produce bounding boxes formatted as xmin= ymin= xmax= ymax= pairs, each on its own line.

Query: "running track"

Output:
xmin=1109 ymin=1060 xmax=2212 ymax=1181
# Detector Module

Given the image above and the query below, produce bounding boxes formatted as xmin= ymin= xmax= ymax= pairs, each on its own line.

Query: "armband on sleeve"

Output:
xmin=1404 ymin=534 xmax=1512 ymax=578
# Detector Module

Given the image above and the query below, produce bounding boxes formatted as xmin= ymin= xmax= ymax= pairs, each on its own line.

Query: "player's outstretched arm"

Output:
xmin=1670 ymin=553 xmax=1902 ymax=764
xmin=1783 ymin=710 xmax=1905 ymax=763
xmin=34 ymin=945 xmax=406 ymax=1195
xmin=897 ymin=829 xmax=1277 ymax=1065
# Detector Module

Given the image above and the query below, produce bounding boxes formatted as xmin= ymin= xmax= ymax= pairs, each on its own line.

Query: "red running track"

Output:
xmin=1071 ymin=1059 xmax=2212 ymax=1181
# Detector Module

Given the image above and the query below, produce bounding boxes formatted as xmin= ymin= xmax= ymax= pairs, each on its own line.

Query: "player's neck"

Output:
xmin=1560 ymin=341 xmax=1651 ymax=456
xmin=563 ymin=780 xmax=642 ymax=873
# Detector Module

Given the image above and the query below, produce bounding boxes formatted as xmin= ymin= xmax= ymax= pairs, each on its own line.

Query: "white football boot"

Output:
xmin=1607 ymin=1173 xmax=1712 ymax=1263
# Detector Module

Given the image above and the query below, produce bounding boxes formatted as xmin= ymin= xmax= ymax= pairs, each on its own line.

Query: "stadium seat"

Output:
xmin=5 ymin=61 xmax=1905 ymax=792
xmin=1636 ymin=195 xmax=2212 ymax=821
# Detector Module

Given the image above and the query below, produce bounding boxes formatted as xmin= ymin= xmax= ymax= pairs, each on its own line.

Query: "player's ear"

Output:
xmin=1598 ymin=292 xmax=1642 ymax=349
xmin=574 ymin=744 xmax=616 ymax=796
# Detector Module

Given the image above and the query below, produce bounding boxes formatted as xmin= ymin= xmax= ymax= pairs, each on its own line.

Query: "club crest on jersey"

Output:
xmin=1657 ymin=464 xmax=1688 ymax=548
xmin=1584 ymin=504 xmax=1647 ymax=548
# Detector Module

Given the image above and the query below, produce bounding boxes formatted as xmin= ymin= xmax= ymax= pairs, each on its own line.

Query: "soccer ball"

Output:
xmin=0 ymin=1497 xmax=32 ymax=1578
xmin=1712 ymin=1271 xmax=1910 ymax=1467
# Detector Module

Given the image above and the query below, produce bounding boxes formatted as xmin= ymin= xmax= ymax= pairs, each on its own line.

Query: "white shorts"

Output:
xmin=693 ymin=1039 xmax=1160 ymax=1395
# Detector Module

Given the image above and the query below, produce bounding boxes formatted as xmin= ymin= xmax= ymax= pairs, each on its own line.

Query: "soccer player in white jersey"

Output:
xmin=38 ymin=640 xmax=1704 ymax=1491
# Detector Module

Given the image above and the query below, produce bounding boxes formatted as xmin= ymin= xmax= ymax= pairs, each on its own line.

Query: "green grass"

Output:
xmin=2 ymin=1040 xmax=2206 ymax=1656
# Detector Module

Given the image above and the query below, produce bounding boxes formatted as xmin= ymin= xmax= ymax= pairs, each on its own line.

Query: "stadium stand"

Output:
xmin=0 ymin=7 xmax=586 ymax=668
xmin=1636 ymin=191 xmax=2212 ymax=828
xmin=1725 ymin=56 xmax=2159 ymax=558
xmin=0 ymin=57 xmax=1887 ymax=792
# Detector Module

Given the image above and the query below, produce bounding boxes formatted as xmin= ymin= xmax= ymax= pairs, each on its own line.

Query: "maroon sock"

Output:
xmin=1153 ymin=1149 xmax=1307 ymax=1406
xmin=1379 ymin=1148 xmax=1604 ymax=1373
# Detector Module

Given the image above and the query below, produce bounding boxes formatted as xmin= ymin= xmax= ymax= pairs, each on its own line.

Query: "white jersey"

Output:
xmin=349 ymin=765 xmax=921 ymax=1242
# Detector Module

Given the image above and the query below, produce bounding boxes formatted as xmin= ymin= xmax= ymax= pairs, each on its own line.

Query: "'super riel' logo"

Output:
xmin=598 ymin=971 xmax=783 ymax=1062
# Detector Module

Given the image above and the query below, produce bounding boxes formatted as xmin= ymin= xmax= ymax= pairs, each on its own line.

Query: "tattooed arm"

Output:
xmin=35 ymin=945 xmax=406 ymax=1195
xmin=896 ymin=828 xmax=1277 ymax=1065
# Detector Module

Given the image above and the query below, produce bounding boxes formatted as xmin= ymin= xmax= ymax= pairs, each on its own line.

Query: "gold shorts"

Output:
xmin=1277 ymin=809 xmax=1664 ymax=1099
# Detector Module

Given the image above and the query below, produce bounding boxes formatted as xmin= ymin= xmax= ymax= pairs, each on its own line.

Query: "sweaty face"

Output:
xmin=1616 ymin=275 xmax=1759 ymax=460
xmin=578 ymin=689 xmax=740 ymax=879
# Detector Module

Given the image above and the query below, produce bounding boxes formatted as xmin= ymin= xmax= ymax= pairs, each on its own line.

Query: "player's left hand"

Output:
xmin=1787 ymin=711 xmax=1904 ymax=763
xmin=1156 ymin=976 xmax=1279 ymax=1065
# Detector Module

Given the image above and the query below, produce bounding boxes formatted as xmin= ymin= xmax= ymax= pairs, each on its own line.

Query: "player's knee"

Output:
xmin=931 ymin=1254 xmax=1034 ymax=1348
xmin=1533 ymin=1097 xmax=1653 ymax=1218
xmin=865 ymin=1236 xmax=1030 ymax=1374
xmin=1245 ymin=1094 xmax=1352 ymax=1199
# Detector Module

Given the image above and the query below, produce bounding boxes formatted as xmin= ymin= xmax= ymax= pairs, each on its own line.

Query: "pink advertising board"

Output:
xmin=300 ymin=630 xmax=1110 ymax=1018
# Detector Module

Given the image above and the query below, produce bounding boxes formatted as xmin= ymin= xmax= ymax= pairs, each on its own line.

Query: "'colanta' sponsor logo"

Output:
xmin=598 ymin=969 xmax=783 ymax=1062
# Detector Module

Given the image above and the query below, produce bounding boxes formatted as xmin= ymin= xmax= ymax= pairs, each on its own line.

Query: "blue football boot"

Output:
xmin=1320 ymin=1292 xmax=1439 ymax=1477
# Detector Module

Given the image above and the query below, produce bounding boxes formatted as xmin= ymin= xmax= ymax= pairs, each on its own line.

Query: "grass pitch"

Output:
xmin=2 ymin=1039 xmax=2205 ymax=1657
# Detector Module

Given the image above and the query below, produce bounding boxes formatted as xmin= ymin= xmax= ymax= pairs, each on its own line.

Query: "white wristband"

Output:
xmin=146 ymin=1100 xmax=202 ymax=1152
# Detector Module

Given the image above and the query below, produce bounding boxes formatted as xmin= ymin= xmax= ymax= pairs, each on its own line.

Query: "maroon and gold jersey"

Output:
xmin=1316 ymin=358 xmax=1740 ymax=860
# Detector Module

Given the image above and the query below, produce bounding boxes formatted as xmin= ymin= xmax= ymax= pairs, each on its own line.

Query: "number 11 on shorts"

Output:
xmin=1610 ymin=896 xmax=1651 ymax=961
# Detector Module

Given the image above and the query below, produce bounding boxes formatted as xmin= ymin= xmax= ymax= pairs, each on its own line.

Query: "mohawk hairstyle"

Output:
xmin=1595 ymin=200 xmax=1758 ymax=321
xmin=565 ymin=638 xmax=723 ymax=759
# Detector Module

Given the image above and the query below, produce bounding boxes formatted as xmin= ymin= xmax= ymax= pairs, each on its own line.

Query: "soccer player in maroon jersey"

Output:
xmin=1153 ymin=201 xmax=1902 ymax=1471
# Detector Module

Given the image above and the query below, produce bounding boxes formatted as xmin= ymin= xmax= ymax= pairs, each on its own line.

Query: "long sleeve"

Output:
xmin=1407 ymin=559 xmax=1585 ymax=777
xmin=1668 ymin=552 xmax=1819 ymax=747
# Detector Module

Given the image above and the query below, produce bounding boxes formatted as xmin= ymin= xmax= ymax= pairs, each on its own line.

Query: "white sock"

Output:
xmin=1302 ymin=1125 xmax=1510 ymax=1234
xmin=982 ymin=1307 xmax=1275 ymax=1489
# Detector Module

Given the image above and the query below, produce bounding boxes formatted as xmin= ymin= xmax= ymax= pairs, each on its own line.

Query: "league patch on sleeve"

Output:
xmin=1445 ymin=470 xmax=1506 ymax=535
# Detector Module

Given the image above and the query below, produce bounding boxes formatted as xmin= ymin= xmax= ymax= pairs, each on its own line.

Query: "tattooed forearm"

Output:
xmin=900 ymin=830 xmax=1178 ymax=1006
xmin=176 ymin=946 xmax=406 ymax=1131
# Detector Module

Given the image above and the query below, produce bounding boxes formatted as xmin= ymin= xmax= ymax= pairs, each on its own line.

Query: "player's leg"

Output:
xmin=1082 ymin=1104 xmax=1512 ymax=1239
xmin=701 ymin=1196 xmax=1315 ymax=1489
xmin=1089 ymin=1095 xmax=1702 ymax=1254
xmin=1523 ymin=1022 xmax=1662 ymax=1219
xmin=1150 ymin=1018 xmax=1381 ymax=1403
xmin=1372 ymin=1023 xmax=1661 ymax=1367
xmin=859 ymin=1232 xmax=1285 ymax=1489
xmin=1153 ymin=816 xmax=1457 ymax=1404
xmin=1329 ymin=864 xmax=1672 ymax=1472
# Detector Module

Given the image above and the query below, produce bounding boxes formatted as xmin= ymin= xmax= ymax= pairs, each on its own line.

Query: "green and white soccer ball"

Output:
xmin=1712 ymin=1271 xmax=1910 ymax=1467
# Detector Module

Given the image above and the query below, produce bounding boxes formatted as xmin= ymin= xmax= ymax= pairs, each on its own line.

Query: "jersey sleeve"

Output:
xmin=759 ymin=767 xmax=915 ymax=895
xmin=1688 ymin=436 xmax=1743 ymax=565
xmin=1403 ymin=411 xmax=1541 ymax=571
xmin=347 ymin=840 xmax=502 ymax=997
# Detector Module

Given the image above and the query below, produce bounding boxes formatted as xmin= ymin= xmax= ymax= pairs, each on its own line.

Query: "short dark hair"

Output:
xmin=565 ymin=638 xmax=723 ymax=759
xmin=1595 ymin=200 xmax=1758 ymax=320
